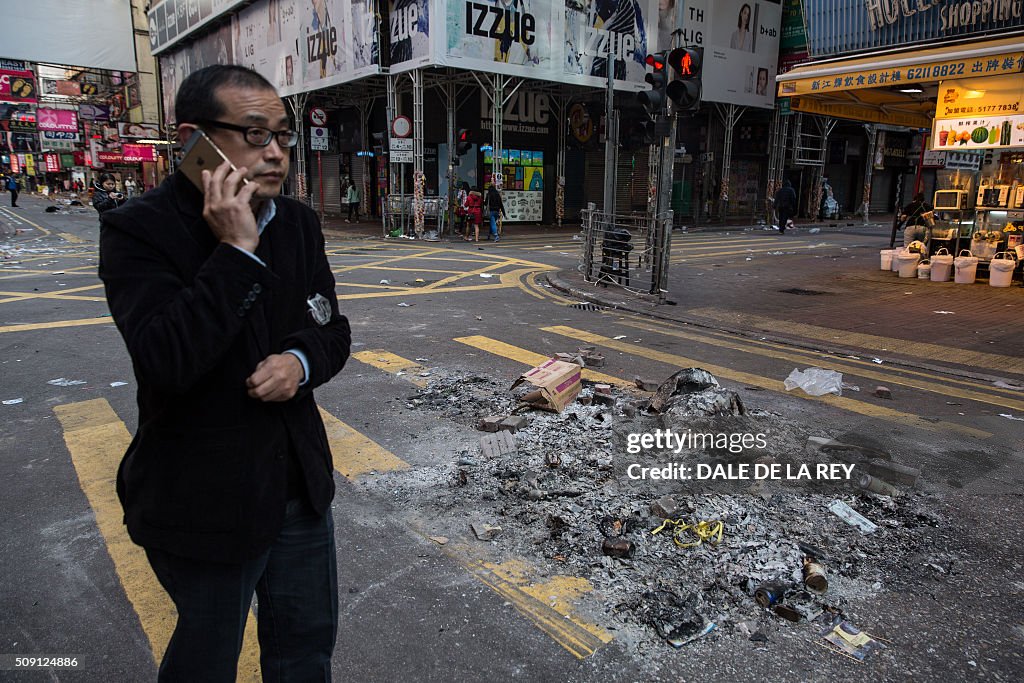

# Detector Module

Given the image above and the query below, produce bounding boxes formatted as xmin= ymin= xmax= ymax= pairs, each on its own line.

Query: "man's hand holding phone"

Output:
xmin=202 ymin=161 xmax=261 ymax=253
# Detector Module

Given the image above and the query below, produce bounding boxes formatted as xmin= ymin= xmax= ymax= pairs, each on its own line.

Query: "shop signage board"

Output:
xmin=932 ymin=114 xmax=1024 ymax=149
xmin=122 ymin=144 xmax=157 ymax=162
xmin=680 ymin=0 xmax=783 ymax=109
xmin=118 ymin=122 xmax=162 ymax=139
xmin=480 ymin=91 xmax=552 ymax=136
xmin=36 ymin=109 xmax=79 ymax=133
xmin=779 ymin=50 xmax=1024 ymax=97
xmin=923 ymin=150 xmax=983 ymax=170
xmin=0 ymin=68 xmax=38 ymax=103
xmin=389 ymin=137 xmax=413 ymax=163
xmin=24 ymin=154 xmax=35 ymax=176
xmin=44 ymin=154 xmax=60 ymax=172
xmin=41 ymin=79 xmax=81 ymax=97
xmin=40 ymin=132 xmax=77 ymax=152
xmin=936 ymin=75 xmax=1023 ymax=119
xmin=802 ymin=0 xmax=1024 ymax=58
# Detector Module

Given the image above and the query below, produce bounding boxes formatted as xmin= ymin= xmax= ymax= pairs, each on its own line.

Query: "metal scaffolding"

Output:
xmin=715 ymin=103 xmax=745 ymax=217
xmin=286 ymin=92 xmax=310 ymax=204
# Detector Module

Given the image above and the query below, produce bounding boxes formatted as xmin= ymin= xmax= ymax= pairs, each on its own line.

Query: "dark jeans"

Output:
xmin=347 ymin=202 xmax=357 ymax=220
xmin=9 ymin=188 xmax=18 ymax=206
xmin=145 ymin=498 xmax=338 ymax=682
xmin=778 ymin=209 xmax=792 ymax=232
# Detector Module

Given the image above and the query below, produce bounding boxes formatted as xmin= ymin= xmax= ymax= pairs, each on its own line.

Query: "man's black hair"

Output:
xmin=174 ymin=65 xmax=277 ymax=126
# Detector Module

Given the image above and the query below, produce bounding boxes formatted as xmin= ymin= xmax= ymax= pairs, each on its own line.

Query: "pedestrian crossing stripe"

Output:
xmin=54 ymin=399 xmax=612 ymax=667
xmin=54 ymin=399 xmax=263 ymax=681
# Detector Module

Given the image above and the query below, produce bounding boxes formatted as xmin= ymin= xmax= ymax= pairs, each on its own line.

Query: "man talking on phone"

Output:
xmin=98 ymin=65 xmax=350 ymax=681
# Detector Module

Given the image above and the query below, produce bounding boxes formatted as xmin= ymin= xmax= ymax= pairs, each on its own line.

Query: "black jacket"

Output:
xmin=774 ymin=185 xmax=797 ymax=211
xmin=485 ymin=187 xmax=506 ymax=216
xmin=902 ymin=200 xmax=933 ymax=226
xmin=98 ymin=173 xmax=351 ymax=562
xmin=93 ymin=183 xmax=126 ymax=214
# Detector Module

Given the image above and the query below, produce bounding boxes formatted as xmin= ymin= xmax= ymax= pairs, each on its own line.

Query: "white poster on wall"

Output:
xmin=681 ymin=0 xmax=781 ymax=108
xmin=563 ymin=0 xmax=660 ymax=90
xmin=444 ymin=0 xmax=556 ymax=75
xmin=391 ymin=0 xmax=432 ymax=72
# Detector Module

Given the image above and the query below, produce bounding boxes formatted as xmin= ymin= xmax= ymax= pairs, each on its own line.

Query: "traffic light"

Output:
xmin=667 ymin=47 xmax=703 ymax=112
xmin=637 ymin=51 xmax=669 ymax=116
xmin=456 ymin=129 xmax=473 ymax=155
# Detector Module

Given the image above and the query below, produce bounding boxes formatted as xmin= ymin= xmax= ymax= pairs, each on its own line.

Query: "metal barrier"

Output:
xmin=382 ymin=195 xmax=447 ymax=238
xmin=579 ymin=205 xmax=673 ymax=300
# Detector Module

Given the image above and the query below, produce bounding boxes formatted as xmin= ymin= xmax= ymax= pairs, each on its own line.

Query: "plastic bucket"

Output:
xmin=879 ymin=249 xmax=896 ymax=270
xmin=917 ymin=259 xmax=931 ymax=279
xmin=954 ymin=250 xmax=979 ymax=284
xmin=930 ymin=249 xmax=953 ymax=282
xmin=989 ymin=252 xmax=1016 ymax=287
xmin=896 ymin=252 xmax=921 ymax=278
xmin=891 ymin=249 xmax=901 ymax=271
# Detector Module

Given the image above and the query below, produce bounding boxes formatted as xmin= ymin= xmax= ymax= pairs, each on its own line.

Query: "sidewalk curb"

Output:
xmin=544 ymin=271 xmax=1018 ymax=386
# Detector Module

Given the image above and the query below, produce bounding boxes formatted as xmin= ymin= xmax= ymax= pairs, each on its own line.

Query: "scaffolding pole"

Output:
xmin=286 ymin=92 xmax=310 ymax=204
xmin=715 ymin=103 xmax=745 ymax=218
xmin=410 ymin=68 xmax=427 ymax=238
xmin=554 ymin=95 xmax=568 ymax=226
xmin=861 ymin=124 xmax=878 ymax=224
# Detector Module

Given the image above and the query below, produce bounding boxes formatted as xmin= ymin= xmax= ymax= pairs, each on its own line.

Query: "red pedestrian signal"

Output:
xmin=666 ymin=47 xmax=703 ymax=112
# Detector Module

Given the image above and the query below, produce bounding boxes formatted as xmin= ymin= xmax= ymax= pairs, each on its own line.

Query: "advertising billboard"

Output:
xmin=0 ymin=69 xmax=38 ymax=103
xmin=681 ymin=0 xmax=783 ymax=108
xmin=36 ymin=109 xmax=79 ymax=133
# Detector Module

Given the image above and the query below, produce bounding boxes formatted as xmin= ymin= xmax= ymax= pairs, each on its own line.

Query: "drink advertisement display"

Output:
xmin=681 ymin=0 xmax=782 ymax=108
xmin=932 ymin=116 xmax=1024 ymax=150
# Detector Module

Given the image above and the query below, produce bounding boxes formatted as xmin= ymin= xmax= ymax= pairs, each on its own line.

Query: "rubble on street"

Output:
xmin=380 ymin=365 xmax=954 ymax=660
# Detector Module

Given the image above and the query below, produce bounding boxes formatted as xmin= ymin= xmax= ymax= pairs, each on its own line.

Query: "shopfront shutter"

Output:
xmin=310 ymin=153 xmax=343 ymax=215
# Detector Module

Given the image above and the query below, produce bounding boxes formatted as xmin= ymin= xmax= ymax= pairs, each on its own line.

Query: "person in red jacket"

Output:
xmin=465 ymin=189 xmax=483 ymax=242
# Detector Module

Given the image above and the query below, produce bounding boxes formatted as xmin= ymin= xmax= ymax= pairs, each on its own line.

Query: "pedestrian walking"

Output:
xmin=485 ymin=185 xmax=506 ymax=242
xmin=92 ymin=173 xmax=126 ymax=215
xmin=345 ymin=179 xmax=359 ymax=222
xmin=6 ymin=174 xmax=19 ymax=207
xmin=124 ymin=177 xmax=137 ymax=199
xmin=456 ymin=181 xmax=470 ymax=240
xmin=900 ymin=192 xmax=934 ymax=247
xmin=98 ymin=64 xmax=351 ymax=681
xmin=465 ymin=188 xmax=483 ymax=242
xmin=774 ymin=179 xmax=797 ymax=234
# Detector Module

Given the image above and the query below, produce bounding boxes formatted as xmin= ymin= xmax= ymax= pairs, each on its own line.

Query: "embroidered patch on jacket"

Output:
xmin=307 ymin=293 xmax=331 ymax=326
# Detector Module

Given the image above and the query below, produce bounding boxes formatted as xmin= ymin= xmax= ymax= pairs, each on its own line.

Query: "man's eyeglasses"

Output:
xmin=198 ymin=120 xmax=299 ymax=148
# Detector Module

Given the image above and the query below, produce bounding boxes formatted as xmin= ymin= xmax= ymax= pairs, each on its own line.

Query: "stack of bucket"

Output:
xmin=896 ymin=250 xmax=921 ymax=278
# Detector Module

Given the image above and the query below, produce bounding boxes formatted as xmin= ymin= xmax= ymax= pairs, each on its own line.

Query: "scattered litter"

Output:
xmin=809 ymin=228 xmax=821 ymax=234
xmin=479 ymin=273 xmax=494 ymax=279
xmin=818 ymin=618 xmax=887 ymax=662
xmin=428 ymin=535 xmax=449 ymax=545
xmin=998 ymin=413 xmax=1024 ymax=422
xmin=802 ymin=557 xmax=828 ymax=593
xmin=602 ymin=537 xmax=634 ymax=558
xmin=828 ymin=499 xmax=878 ymax=534
xmin=994 ymin=381 xmax=1024 ymax=390
xmin=933 ymin=310 xmax=956 ymax=315
xmin=397 ymin=302 xmax=412 ymax=307
xmin=471 ymin=523 xmax=502 ymax=541
xmin=109 ymin=381 xmax=128 ymax=387
xmin=841 ymin=382 xmax=860 ymax=392
xmin=651 ymin=518 xmax=724 ymax=549
xmin=613 ymin=335 xmax=627 ymax=340
xmin=379 ymin=279 xmax=390 ymax=285
xmin=3 ymin=398 xmax=24 ymax=405
xmin=47 ymin=378 xmax=86 ymax=387
xmin=52 ymin=271 xmax=65 ymax=275
xmin=874 ymin=386 xmax=893 ymax=400
xmin=871 ymin=358 xmax=884 ymax=364
xmin=511 ymin=360 xmax=582 ymax=413
xmin=859 ymin=474 xmax=899 ymax=497
xmin=784 ymin=368 xmax=843 ymax=397
xmin=479 ymin=431 xmax=518 ymax=458
xmin=648 ymin=368 xmax=721 ymax=413
xmin=475 ymin=315 xmax=483 ymax=320
xmin=415 ymin=357 xmax=429 ymax=362
xmin=866 ymin=459 xmax=920 ymax=486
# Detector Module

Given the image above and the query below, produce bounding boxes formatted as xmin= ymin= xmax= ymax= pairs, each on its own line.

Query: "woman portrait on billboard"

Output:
xmin=731 ymin=3 xmax=753 ymax=52
xmin=756 ymin=67 xmax=769 ymax=95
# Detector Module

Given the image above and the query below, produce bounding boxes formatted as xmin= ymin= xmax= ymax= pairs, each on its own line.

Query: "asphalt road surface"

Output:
xmin=1 ymin=193 xmax=1021 ymax=681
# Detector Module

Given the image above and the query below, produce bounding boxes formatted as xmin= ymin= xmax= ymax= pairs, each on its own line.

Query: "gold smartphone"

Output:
xmin=178 ymin=130 xmax=249 ymax=192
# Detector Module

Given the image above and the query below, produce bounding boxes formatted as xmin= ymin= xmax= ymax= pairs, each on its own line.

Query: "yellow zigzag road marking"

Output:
xmin=540 ymin=325 xmax=990 ymax=439
xmin=0 ymin=316 xmax=114 ymax=334
xmin=352 ymin=350 xmax=430 ymax=387
xmin=54 ymin=399 xmax=262 ymax=681
xmin=318 ymin=407 xmax=411 ymax=478
xmin=453 ymin=335 xmax=632 ymax=388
